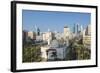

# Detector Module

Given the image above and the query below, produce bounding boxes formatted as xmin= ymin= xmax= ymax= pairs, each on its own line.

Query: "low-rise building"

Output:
xmin=83 ymin=35 xmax=91 ymax=46
xmin=43 ymin=32 xmax=53 ymax=45
xmin=41 ymin=40 xmax=67 ymax=61
xmin=27 ymin=31 xmax=36 ymax=40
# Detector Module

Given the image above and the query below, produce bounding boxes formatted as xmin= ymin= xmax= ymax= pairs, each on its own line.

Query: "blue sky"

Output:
xmin=22 ymin=10 xmax=91 ymax=32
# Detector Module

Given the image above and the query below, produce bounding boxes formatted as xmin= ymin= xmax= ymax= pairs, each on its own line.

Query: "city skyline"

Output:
xmin=22 ymin=10 xmax=91 ymax=32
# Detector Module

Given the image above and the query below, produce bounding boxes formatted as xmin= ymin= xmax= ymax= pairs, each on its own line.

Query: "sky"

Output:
xmin=22 ymin=10 xmax=91 ymax=33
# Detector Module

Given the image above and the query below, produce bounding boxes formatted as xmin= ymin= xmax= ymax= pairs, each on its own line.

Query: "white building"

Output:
xmin=41 ymin=40 xmax=67 ymax=61
xmin=27 ymin=31 xmax=36 ymax=40
xmin=36 ymin=35 xmax=43 ymax=41
xmin=43 ymin=32 xmax=53 ymax=45
xmin=27 ymin=31 xmax=33 ymax=39
xmin=55 ymin=32 xmax=63 ymax=40
xmin=41 ymin=46 xmax=50 ymax=61
xmin=64 ymin=26 xmax=70 ymax=39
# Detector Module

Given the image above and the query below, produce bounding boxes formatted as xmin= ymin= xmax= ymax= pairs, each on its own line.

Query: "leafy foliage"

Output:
xmin=23 ymin=45 xmax=42 ymax=62
xmin=66 ymin=38 xmax=91 ymax=60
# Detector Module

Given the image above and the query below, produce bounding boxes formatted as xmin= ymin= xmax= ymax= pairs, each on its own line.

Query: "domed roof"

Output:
xmin=50 ymin=40 xmax=59 ymax=48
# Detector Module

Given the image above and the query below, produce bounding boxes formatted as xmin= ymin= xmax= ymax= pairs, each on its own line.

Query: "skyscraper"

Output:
xmin=64 ymin=26 xmax=70 ymax=39
xmin=73 ymin=24 xmax=76 ymax=34
xmin=73 ymin=23 xmax=80 ymax=34
xmin=37 ymin=27 xmax=40 ymax=36
xmin=76 ymin=23 xmax=80 ymax=34
xmin=85 ymin=24 xmax=91 ymax=35
xmin=34 ymin=24 xmax=40 ymax=36
xmin=80 ymin=25 xmax=83 ymax=33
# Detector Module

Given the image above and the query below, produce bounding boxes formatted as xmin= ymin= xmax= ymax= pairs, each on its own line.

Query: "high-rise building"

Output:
xmin=76 ymin=23 xmax=80 ymax=34
xmin=37 ymin=27 xmax=40 ymax=36
xmin=85 ymin=24 xmax=91 ymax=36
xmin=73 ymin=23 xmax=81 ymax=34
xmin=80 ymin=25 xmax=83 ymax=32
xmin=73 ymin=24 xmax=76 ymax=34
xmin=64 ymin=26 xmax=70 ymax=39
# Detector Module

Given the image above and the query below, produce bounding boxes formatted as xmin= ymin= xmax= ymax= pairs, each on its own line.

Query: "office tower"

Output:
xmin=76 ymin=23 xmax=80 ymax=34
xmin=73 ymin=23 xmax=81 ymax=34
xmin=37 ymin=27 xmax=40 ymax=36
xmin=85 ymin=24 xmax=91 ymax=35
xmin=64 ymin=26 xmax=70 ymax=39
xmin=80 ymin=25 xmax=83 ymax=32
xmin=35 ymin=25 xmax=37 ymax=32
xmin=73 ymin=24 xmax=76 ymax=34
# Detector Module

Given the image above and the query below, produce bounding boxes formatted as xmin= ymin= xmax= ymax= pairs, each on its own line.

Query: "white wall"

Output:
xmin=0 ymin=0 xmax=99 ymax=73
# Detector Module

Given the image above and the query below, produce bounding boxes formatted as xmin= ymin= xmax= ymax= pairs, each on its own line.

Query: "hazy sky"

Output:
xmin=22 ymin=10 xmax=91 ymax=32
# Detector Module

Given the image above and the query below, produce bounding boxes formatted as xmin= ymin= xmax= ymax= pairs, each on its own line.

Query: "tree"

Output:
xmin=23 ymin=45 xmax=42 ymax=62
xmin=66 ymin=38 xmax=91 ymax=60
